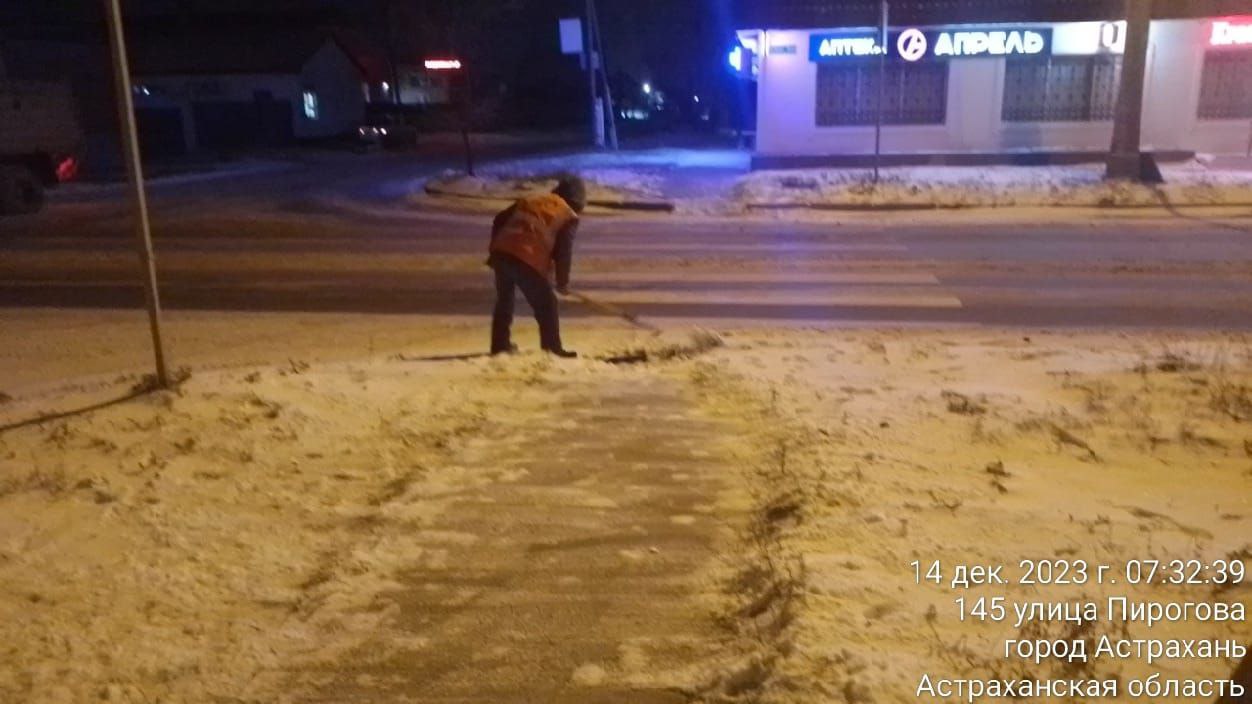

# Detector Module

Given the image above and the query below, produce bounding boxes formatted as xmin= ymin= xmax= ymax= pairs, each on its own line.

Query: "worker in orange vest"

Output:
xmin=488 ymin=176 xmax=586 ymax=358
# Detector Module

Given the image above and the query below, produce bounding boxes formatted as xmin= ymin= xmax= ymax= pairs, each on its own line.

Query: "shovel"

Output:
xmin=564 ymin=290 xmax=661 ymax=334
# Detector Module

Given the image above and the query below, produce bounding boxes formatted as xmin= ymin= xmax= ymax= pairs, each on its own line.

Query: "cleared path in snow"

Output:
xmin=296 ymin=374 xmax=739 ymax=703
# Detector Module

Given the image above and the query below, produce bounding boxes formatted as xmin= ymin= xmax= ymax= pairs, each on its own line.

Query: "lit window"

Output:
xmin=303 ymin=90 xmax=319 ymax=120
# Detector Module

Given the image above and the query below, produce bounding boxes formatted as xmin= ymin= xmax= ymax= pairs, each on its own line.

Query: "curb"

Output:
xmin=423 ymin=183 xmax=676 ymax=213
xmin=746 ymin=202 xmax=950 ymax=212
xmin=744 ymin=201 xmax=1252 ymax=212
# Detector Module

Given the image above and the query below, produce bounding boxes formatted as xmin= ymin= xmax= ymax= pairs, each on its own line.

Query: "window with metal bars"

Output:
xmin=1198 ymin=51 xmax=1252 ymax=119
xmin=815 ymin=61 xmax=948 ymax=126
xmin=1002 ymin=55 xmax=1121 ymax=122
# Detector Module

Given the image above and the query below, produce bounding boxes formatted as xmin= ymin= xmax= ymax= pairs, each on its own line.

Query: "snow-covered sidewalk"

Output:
xmin=1 ymin=309 xmax=1248 ymax=702
xmin=0 ymin=311 xmax=757 ymax=703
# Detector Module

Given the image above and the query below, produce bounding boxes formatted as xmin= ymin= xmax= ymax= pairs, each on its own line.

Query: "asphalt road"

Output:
xmin=2 ymin=154 xmax=1252 ymax=330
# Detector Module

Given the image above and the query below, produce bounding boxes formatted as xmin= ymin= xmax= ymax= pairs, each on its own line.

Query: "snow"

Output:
xmin=694 ymin=327 xmax=1252 ymax=701
xmin=1 ymin=309 xmax=1248 ymax=701
xmin=737 ymin=161 xmax=1252 ymax=208
xmin=418 ymin=148 xmax=750 ymax=211
xmin=427 ymin=170 xmax=663 ymax=205
xmin=419 ymin=151 xmax=1252 ymax=217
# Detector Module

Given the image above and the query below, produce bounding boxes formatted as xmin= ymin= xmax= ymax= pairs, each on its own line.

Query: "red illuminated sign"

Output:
xmin=424 ymin=59 xmax=463 ymax=71
xmin=1210 ymin=19 xmax=1252 ymax=47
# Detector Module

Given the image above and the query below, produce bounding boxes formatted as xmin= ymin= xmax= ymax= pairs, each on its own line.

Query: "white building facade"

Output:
xmin=740 ymin=16 xmax=1252 ymax=167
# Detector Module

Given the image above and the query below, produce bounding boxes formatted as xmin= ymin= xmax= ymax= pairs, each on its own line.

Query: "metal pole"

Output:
xmin=459 ymin=67 xmax=475 ymax=176
xmin=588 ymin=0 xmax=619 ymax=150
xmin=104 ymin=0 xmax=170 ymax=388
xmin=583 ymin=2 xmax=604 ymax=147
xmin=873 ymin=0 xmax=888 ymax=184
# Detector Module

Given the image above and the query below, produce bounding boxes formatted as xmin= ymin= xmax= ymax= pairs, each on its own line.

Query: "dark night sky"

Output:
xmin=1 ymin=0 xmax=732 ymax=94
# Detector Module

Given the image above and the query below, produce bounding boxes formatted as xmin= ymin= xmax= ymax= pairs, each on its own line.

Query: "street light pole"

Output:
xmin=584 ymin=0 xmax=604 ymax=147
xmin=458 ymin=65 xmax=475 ymax=176
xmin=426 ymin=59 xmax=474 ymax=175
xmin=873 ymin=0 xmax=889 ymax=185
xmin=103 ymin=0 xmax=170 ymax=388
xmin=587 ymin=0 xmax=618 ymax=150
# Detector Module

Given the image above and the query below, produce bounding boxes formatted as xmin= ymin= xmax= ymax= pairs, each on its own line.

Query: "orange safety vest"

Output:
xmin=490 ymin=193 xmax=578 ymax=277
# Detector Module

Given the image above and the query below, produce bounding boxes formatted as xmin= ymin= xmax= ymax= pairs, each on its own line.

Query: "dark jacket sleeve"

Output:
xmin=552 ymin=219 xmax=579 ymax=289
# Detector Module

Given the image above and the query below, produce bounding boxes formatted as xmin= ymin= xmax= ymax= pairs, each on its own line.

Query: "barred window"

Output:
xmin=1002 ymin=55 xmax=1121 ymax=122
xmin=1198 ymin=51 xmax=1252 ymax=119
xmin=815 ymin=61 xmax=948 ymax=126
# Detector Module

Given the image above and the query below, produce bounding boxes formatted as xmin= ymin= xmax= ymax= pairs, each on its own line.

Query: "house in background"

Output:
xmin=130 ymin=33 xmax=367 ymax=157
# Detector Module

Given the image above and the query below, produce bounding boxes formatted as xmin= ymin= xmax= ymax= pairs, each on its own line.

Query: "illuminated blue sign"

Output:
xmin=809 ymin=32 xmax=885 ymax=62
xmin=810 ymin=26 xmax=1052 ymax=62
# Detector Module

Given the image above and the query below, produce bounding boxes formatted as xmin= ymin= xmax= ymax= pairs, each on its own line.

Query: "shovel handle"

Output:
xmin=566 ymin=291 xmax=661 ymax=332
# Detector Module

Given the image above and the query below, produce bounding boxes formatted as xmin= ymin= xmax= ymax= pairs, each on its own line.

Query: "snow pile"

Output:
xmin=694 ymin=329 xmax=1252 ymax=702
xmin=418 ymin=148 xmax=752 ymax=211
xmin=736 ymin=161 xmax=1252 ymax=208
xmin=424 ymin=170 xmax=664 ymax=207
xmin=0 ymin=352 xmax=618 ymax=702
xmin=0 ymin=315 xmax=742 ymax=703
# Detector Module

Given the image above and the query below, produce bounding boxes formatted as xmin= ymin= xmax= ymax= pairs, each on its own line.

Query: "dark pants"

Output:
xmin=491 ymin=255 xmax=562 ymax=353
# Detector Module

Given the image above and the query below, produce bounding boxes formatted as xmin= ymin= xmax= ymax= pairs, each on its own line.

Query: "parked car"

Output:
xmin=0 ymin=78 xmax=81 ymax=215
xmin=356 ymin=104 xmax=421 ymax=152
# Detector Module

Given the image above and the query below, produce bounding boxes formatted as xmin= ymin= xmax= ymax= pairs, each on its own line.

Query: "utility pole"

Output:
xmin=378 ymin=0 xmax=402 ymax=105
xmin=584 ymin=0 xmax=604 ymax=147
xmin=873 ymin=0 xmax=888 ymax=184
xmin=587 ymin=0 xmax=618 ymax=150
xmin=104 ymin=0 xmax=170 ymax=388
xmin=1106 ymin=0 xmax=1154 ymax=181
xmin=458 ymin=64 xmax=475 ymax=176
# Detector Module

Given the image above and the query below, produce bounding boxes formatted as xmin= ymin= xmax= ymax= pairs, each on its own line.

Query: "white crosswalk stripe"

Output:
xmin=571 ymin=267 xmax=962 ymax=311
xmin=582 ymin=242 xmax=907 ymax=253
xmin=570 ymin=235 xmax=962 ymax=312
xmin=574 ymin=288 xmax=962 ymax=309
xmin=576 ymin=271 xmax=941 ymax=285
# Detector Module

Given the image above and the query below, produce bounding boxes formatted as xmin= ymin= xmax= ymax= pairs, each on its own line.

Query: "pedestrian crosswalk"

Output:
xmin=573 ymin=287 xmax=962 ymax=309
xmin=568 ymin=269 xmax=962 ymax=314
xmin=566 ymin=235 xmax=962 ymax=317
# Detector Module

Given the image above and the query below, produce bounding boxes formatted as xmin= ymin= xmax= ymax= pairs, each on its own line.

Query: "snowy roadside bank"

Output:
xmin=695 ymin=328 xmax=1252 ymax=702
xmin=418 ymin=171 xmax=675 ymax=214
xmin=414 ymin=149 xmax=1252 ymax=216
xmin=737 ymin=161 xmax=1252 ymax=210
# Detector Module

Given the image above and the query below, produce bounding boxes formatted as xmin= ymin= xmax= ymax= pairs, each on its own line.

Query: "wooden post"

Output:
xmin=104 ymin=0 xmax=170 ymax=388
